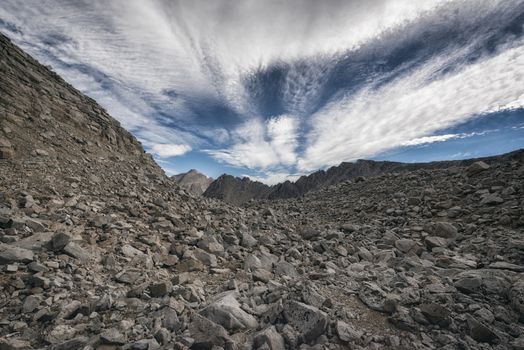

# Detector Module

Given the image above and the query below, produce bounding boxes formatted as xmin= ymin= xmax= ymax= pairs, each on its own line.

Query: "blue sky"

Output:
xmin=1 ymin=0 xmax=523 ymax=184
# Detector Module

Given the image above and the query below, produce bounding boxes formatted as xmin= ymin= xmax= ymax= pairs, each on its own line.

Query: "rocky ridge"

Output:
xmin=1 ymin=31 xmax=524 ymax=350
xmin=172 ymin=170 xmax=213 ymax=196
xmin=203 ymin=152 xmax=523 ymax=205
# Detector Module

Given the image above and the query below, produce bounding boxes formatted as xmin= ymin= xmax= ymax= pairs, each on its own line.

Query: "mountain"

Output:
xmin=1 ymin=31 xmax=524 ymax=350
xmin=204 ymin=150 xmax=524 ymax=205
xmin=172 ymin=169 xmax=213 ymax=196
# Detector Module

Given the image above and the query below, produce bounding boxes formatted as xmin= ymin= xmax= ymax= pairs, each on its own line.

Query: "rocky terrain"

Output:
xmin=204 ymin=153 xmax=523 ymax=205
xmin=172 ymin=170 xmax=213 ymax=197
xmin=1 ymin=31 xmax=524 ymax=350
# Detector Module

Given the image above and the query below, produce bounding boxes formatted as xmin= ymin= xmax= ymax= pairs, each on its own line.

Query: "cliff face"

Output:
xmin=172 ymin=169 xmax=213 ymax=196
xmin=204 ymin=151 xmax=524 ymax=205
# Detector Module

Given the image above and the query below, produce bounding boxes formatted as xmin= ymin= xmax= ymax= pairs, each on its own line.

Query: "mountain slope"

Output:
xmin=172 ymin=169 xmax=213 ymax=196
xmin=204 ymin=150 xmax=524 ymax=205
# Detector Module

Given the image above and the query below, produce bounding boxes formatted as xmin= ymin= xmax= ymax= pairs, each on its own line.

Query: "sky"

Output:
xmin=1 ymin=0 xmax=523 ymax=184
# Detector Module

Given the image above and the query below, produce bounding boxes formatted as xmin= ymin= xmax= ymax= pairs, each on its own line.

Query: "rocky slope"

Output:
xmin=204 ymin=151 xmax=524 ymax=205
xmin=1 ymin=31 xmax=524 ymax=350
xmin=172 ymin=170 xmax=213 ymax=196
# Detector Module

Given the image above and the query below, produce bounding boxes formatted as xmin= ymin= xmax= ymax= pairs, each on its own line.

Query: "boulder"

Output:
xmin=283 ymin=300 xmax=328 ymax=343
xmin=200 ymin=292 xmax=258 ymax=331
xmin=466 ymin=161 xmax=490 ymax=176
xmin=0 ymin=244 xmax=34 ymax=264
xmin=188 ymin=314 xmax=231 ymax=349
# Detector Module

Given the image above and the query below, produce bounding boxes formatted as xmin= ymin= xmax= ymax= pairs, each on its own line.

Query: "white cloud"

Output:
xmin=243 ymin=172 xmax=302 ymax=185
xmin=208 ymin=115 xmax=299 ymax=169
xmin=151 ymin=144 xmax=192 ymax=158
xmin=297 ymin=42 xmax=524 ymax=171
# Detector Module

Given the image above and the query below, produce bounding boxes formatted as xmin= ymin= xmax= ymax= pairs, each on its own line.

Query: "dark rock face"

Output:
xmin=1 ymin=31 xmax=524 ymax=350
xmin=172 ymin=169 xmax=213 ymax=196
xmin=204 ymin=151 xmax=524 ymax=205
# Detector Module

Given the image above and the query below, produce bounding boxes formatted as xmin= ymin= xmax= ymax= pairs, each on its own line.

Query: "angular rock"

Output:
xmin=283 ymin=300 xmax=328 ymax=343
xmin=200 ymin=292 xmax=258 ymax=331
xmin=0 ymin=244 xmax=34 ymax=264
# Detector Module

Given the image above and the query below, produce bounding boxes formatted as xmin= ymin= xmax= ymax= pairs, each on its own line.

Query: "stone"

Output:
xmin=480 ymin=194 xmax=504 ymax=205
xmin=455 ymin=277 xmax=482 ymax=294
xmin=424 ymin=236 xmax=448 ymax=249
xmin=46 ymin=325 xmax=77 ymax=344
xmin=336 ymin=321 xmax=363 ymax=342
xmin=274 ymin=261 xmax=299 ymax=278
xmin=466 ymin=161 xmax=490 ymax=176
xmin=395 ymin=239 xmax=417 ymax=253
xmin=419 ymin=303 xmax=451 ymax=328
xmin=100 ymin=328 xmax=126 ymax=345
xmin=200 ymin=292 xmax=258 ymax=331
xmin=241 ymin=233 xmax=258 ymax=248
xmin=0 ymin=338 xmax=31 ymax=350
xmin=188 ymin=314 xmax=230 ymax=349
xmin=149 ymin=281 xmax=172 ymax=297
xmin=0 ymin=244 xmax=34 ymax=264
xmin=22 ymin=295 xmax=40 ymax=313
xmin=467 ymin=315 xmax=498 ymax=343
xmin=283 ymin=300 xmax=328 ymax=343
xmin=48 ymin=232 xmax=71 ymax=251
xmin=510 ymin=280 xmax=524 ymax=320
xmin=432 ymin=222 xmax=457 ymax=239
xmin=254 ymin=326 xmax=285 ymax=350
xmin=63 ymin=242 xmax=91 ymax=261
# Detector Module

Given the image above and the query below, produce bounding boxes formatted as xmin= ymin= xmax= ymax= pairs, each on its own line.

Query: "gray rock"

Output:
xmin=336 ymin=321 xmax=363 ymax=342
xmin=419 ymin=303 xmax=451 ymax=328
xmin=283 ymin=300 xmax=328 ymax=343
xmin=466 ymin=161 xmax=490 ymax=176
xmin=432 ymin=222 xmax=457 ymax=239
xmin=149 ymin=281 xmax=173 ymax=297
xmin=254 ymin=326 xmax=285 ymax=350
xmin=200 ymin=292 xmax=258 ymax=331
xmin=100 ymin=328 xmax=126 ymax=345
xmin=188 ymin=314 xmax=231 ymax=349
xmin=395 ymin=239 xmax=417 ymax=253
xmin=62 ymin=242 xmax=91 ymax=261
xmin=467 ymin=315 xmax=498 ymax=343
xmin=0 ymin=244 xmax=34 ymax=264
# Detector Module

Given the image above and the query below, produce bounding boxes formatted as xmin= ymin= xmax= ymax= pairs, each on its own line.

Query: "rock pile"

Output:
xmin=1 ymin=32 xmax=524 ymax=350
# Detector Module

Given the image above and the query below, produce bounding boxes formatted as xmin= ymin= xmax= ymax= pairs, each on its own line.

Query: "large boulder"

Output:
xmin=188 ymin=314 xmax=231 ymax=350
xmin=200 ymin=292 xmax=258 ymax=331
xmin=283 ymin=300 xmax=328 ymax=343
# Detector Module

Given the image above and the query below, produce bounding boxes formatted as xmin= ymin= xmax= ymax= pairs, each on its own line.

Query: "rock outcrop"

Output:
xmin=172 ymin=169 xmax=213 ymax=196
xmin=1 ymin=31 xmax=524 ymax=350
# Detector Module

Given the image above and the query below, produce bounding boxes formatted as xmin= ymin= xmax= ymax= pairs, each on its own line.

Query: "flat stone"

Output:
xmin=0 ymin=244 xmax=34 ymax=264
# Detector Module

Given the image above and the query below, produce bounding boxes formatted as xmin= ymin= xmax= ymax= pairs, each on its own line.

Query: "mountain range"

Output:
xmin=203 ymin=151 xmax=524 ymax=205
